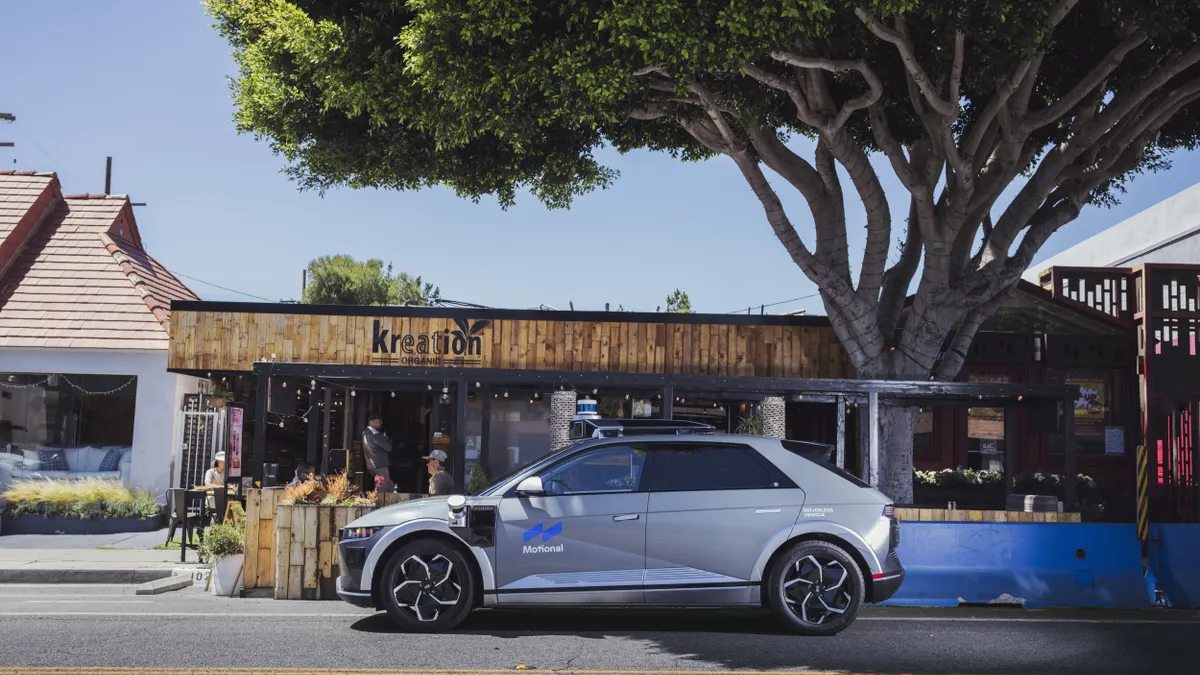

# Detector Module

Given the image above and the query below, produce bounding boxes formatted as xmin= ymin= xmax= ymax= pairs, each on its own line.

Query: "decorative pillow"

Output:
xmin=98 ymin=447 xmax=122 ymax=472
xmin=37 ymin=448 xmax=69 ymax=472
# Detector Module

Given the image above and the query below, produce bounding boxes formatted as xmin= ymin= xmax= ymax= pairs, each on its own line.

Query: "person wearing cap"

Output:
xmin=362 ymin=413 xmax=394 ymax=493
xmin=424 ymin=449 xmax=455 ymax=496
xmin=203 ymin=452 xmax=226 ymax=489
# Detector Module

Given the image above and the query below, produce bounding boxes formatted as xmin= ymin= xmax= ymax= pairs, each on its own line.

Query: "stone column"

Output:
xmin=549 ymin=390 xmax=578 ymax=451
xmin=761 ymin=396 xmax=786 ymax=439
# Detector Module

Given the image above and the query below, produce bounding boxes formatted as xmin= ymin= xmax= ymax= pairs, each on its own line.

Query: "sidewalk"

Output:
xmin=0 ymin=529 xmax=207 ymax=583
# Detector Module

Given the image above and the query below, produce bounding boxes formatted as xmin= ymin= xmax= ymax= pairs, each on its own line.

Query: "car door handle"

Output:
xmin=612 ymin=514 xmax=640 ymax=522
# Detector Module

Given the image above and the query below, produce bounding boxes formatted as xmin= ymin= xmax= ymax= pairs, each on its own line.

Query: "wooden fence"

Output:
xmin=896 ymin=507 xmax=1081 ymax=523
xmin=242 ymin=489 xmax=424 ymax=597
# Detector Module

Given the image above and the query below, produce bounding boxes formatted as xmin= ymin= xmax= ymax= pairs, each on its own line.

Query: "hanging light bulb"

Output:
xmin=279 ymin=421 xmax=284 ymax=428
xmin=350 ymin=389 xmax=356 ymax=397
xmin=592 ymin=389 xmax=598 ymax=395
xmin=282 ymin=381 xmax=287 ymax=388
xmin=442 ymin=386 xmax=449 ymax=394
xmin=302 ymin=417 xmax=308 ymax=424
xmin=625 ymin=394 xmax=630 ymax=400
xmin=310 ymin=379 xmax=316 ymax=388
xmin=476 ymin=382 xmax=481 ymax=388
xmin=504 ymin=391 xmax=509 ymax=398
xmin=391 ymin=391 xmax=396 ymax=398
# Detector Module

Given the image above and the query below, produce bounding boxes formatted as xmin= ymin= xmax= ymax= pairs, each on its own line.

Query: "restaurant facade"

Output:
xmin=165 ymin=292 xmax=1132 ymax=514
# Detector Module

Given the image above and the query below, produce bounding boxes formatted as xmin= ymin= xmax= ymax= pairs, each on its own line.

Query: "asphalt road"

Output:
xmin=0 ymin=584 xmax=1197 ymax=675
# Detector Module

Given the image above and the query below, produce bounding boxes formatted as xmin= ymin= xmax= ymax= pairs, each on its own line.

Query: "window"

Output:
xmin=649 ymin=444 xmax=783 ymax=492
xmin=0 ymin=373 xmax=137 ymax=451
xmin=538 ymin=445 xmax=646 ymax=495
xmin=781 ymin=440 xmax=870 ymax=489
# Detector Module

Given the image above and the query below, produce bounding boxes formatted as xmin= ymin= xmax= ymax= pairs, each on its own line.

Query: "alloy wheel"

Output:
xmin=781 ymin=553 xmax=854 ymax=625
xmin=392 ymin=553 xmax=462 ymax=622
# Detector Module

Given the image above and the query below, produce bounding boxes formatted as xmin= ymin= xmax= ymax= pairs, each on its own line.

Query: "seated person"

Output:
xmin=202 ymin=452 xmax=226 ymax=489
xmin=289 ymin=462 xmax=317 ymax=487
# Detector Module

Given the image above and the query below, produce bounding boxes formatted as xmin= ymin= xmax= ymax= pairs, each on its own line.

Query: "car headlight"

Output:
xmin=341 ymin=526 xmax=382 ymax=542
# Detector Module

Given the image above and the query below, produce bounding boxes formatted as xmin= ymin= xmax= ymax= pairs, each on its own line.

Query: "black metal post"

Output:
xmin=320 ymin=387 xmax=332 ymax=475
xmin=480 ymin=384 xmax=492 ymax=478
xmin=835 ymin=395 xmax=846 ymax=469
xmin=454 ymin=378 xmax=468 ymax=493
xmin=253 ymin=370 xmax=268 ymax=486
xmin=1004 ymin=405 xmax=1017 ymax=499
xmin=1064 ymin=398 xmax=1077 ymax=509
xmin=306 ymin=384 xmax=320 ymax=466
xmin=662 ymin=385 xmax=674 ymax=420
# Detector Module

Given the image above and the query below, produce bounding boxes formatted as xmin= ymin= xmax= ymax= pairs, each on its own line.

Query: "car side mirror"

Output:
xmin=515 ymin=476 xmax=545 ymax=496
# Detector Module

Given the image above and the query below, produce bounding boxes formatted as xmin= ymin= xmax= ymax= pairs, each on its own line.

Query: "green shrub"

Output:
xmin=198 ymin=520 xmax=245 ymax=563
xmin=1 ymin=478 xmax=160 ymax=520
xmin=467 ymin=464 xmax=490 ymax=495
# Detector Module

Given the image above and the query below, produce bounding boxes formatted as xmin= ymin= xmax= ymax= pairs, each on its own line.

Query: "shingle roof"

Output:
xmin=0 ymin=173 xmax=199 ymax=350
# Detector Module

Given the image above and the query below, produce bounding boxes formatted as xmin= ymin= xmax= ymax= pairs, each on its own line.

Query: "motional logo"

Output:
xmin=522 ymin=522 xmax=564 ymax=554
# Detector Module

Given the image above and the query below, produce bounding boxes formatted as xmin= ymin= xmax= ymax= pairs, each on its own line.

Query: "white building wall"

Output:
xmin=0 ymin=348 xmax=200 ymax=499
xmin=1025 ymin=181 xmax=1200 ymax=279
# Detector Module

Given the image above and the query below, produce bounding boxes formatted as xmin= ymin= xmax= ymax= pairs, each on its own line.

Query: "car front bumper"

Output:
xmin=336 ymin=576 xmax=375 ymax=608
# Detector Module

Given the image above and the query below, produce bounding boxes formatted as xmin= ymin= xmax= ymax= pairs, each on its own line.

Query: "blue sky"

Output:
xmin=3 ymin=1 xmax=1199 ymax=315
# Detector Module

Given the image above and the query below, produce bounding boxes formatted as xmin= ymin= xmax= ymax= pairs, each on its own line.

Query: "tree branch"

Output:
xmin=1023 ymin=30 xmax=1147 ymax=132
xmin=855 ymin=8 xmax=956 ymax=116
xmin=932 ymin=289 xmax=1011 ymax=380
xmin=770 ymin=51 xmax=884 ymax=129
xmin=879 ymin=198 xmax=923 ymax=338
xmin=870 ymin=104 xmax=924 ymax=195
xmin=744 ymin=125 xmax=826 ymax=202
xmin=743 ymin=64 xmax=822 ymax=127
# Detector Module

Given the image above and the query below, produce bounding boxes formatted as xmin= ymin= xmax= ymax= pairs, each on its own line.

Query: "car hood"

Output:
xmin=346 ymin=496 xmax=453 ymax=528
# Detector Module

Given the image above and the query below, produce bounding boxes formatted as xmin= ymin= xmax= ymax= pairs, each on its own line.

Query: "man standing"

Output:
xmin=423 ymin=449 xmax=455 ymax=496
xmin=362 ymin=413 xmax=393 ymax=493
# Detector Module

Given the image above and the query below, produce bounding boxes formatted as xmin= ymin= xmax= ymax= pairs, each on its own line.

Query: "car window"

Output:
xmin=780 ymin=440 xmax=871 ymax=488
xmin=649 ymin=444 xmax=783 ymax=492
xmin=537 ymin=445 xmax=646 ymax=495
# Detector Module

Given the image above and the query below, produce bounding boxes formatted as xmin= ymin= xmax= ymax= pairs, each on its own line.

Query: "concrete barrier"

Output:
xmin=1149 ymin=524 xmax=1200 ymax=608
xmin=881 ymin=522 xmax=1151 ymax=609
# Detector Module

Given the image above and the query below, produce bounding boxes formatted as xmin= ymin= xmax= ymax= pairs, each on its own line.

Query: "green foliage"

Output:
xmin=207 ymin=0 xmax=1200 ymax=211
xmin=467 ymin=463 xmax=491 ymax=495
xmin=597 ymin=396 xmax=625 ymax=417
xmin=735 ymin=414 xmax=764 ymax=436
xmin=913 ymin=467 xmax=1004 ymax=489
xmin=2 ymin=479 xmax=161 ymax=520
xmin=665 ymin=289 xmax=693 ymax=314
xmin=199 ymin=520 xmax=245 ymax=563
xmin=303 ymin=255 xmax=439 ymax=306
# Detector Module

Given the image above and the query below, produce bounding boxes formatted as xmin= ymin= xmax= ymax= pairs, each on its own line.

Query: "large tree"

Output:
xmin=210 ymin=0 xmax=1200 ymax=501
xmin=304 ymin=255 xmax=439 ymax=306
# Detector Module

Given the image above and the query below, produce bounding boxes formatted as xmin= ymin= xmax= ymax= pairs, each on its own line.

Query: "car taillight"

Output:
xmin=883 ymin=504 xmax=895 ymax=518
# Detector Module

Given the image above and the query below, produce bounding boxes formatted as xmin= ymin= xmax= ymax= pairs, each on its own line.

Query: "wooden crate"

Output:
xmin=243 ymin=489 xmax=284 ymax=590
xmin=274 ymin=504 xmax=374 ymax=600
xmin=895 ymin=507 xmax=1082 ymax=523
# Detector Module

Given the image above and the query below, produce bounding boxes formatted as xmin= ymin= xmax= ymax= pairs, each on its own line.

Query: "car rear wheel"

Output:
xmin=766 ymin=540 xmax=865 ymax=636
xmin=380 ymin=538 xmax=476 ymax=632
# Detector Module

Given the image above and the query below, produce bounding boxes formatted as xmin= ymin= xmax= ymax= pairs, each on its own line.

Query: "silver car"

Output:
xmin=335 ymin=433 xmax=904 ymax=635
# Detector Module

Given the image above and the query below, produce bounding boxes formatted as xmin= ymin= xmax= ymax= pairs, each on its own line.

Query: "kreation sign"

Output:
xmin=371 ymin=318 xmax=490 ymax=366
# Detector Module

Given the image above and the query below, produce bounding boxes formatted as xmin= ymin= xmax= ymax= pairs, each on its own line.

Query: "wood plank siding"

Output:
xmin=169 ymin=306 xmax=852 ymax=379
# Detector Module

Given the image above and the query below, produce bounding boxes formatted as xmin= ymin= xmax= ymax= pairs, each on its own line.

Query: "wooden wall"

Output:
xmin=169 ymin=310 xmax=852 ymax=378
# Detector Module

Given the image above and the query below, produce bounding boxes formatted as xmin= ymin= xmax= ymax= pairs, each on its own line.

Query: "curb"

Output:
xmin=0 ymin=568 xmax=187 ymax=584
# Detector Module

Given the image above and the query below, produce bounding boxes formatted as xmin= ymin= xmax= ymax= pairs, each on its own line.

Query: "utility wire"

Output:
xmin=167 ymin=269 xmax=274 ymax=302
xmin=726 ymin=292 xmax=821 ymax=315
xmin=13 ymin=122 xmax=78 ymax=186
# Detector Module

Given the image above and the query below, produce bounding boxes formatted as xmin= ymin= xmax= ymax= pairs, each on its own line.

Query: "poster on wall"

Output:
xmin=1067 ymin=377 xmax=1106 ymax=437
xmin=967 ymin=374 xmax=1010 ymax=440
xmin=227 ymin=407 xmax=244 ymax=478
xmin=632 ymin=399 xmax=653 ymax=418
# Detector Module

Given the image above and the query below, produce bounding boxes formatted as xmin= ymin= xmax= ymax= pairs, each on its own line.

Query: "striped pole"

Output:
xmin=1137 ymin=444 xmax=1150 ymax=543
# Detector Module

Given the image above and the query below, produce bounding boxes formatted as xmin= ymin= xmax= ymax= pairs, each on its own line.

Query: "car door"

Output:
xmin=643 ymin=441 xmax=805 ymax=604
xmin=494 ymin=443 xmax=648 ymax=605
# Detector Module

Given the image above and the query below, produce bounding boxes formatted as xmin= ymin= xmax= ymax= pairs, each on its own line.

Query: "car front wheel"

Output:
xmin=380 ymin=538 xmax=476 ymax=632
xmin=766 ymin=540 xmax=865 ymax=636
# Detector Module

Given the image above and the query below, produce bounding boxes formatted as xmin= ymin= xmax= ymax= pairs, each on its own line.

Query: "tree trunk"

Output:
xmin=877 ymin=405 xmax=915 ymax=504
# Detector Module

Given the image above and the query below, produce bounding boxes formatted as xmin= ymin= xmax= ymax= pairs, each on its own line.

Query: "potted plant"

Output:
xmin=207 ymin=386 xmax=235 ymax=409
xmin=199 ymin=515 xmax=245 ymax=596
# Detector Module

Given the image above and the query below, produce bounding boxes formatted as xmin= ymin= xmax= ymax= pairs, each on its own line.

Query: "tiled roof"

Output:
xmin=0 ymin=173 xmax=199 ymax=351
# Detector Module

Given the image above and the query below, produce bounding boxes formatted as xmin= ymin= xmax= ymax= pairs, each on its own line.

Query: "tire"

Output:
xmin=766 ymin=540 xmax=865 ymax=636
xmin=379 ymin=538 xmax=477 ymax=632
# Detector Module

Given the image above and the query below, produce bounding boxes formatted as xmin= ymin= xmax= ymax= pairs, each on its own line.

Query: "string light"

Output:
xmin=391 ymin=391 xmax=396 ymax=398
xmin=350 ymin=388 xmax=356 ymax=397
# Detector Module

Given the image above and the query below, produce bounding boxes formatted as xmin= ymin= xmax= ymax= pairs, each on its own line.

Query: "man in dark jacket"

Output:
xmin=362 ymin=413 xmax=393 ymax=493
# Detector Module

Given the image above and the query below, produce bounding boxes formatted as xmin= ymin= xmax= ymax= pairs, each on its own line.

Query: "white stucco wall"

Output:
xmin=0 ymin=348 xmax=200 ymax=499
xmin=1024 ymin=181 xmax=1200 ymax=279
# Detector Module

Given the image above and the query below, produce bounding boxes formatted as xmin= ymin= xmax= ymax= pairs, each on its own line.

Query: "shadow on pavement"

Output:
xmin=349 ymin=608 xmax=1200 ymax=674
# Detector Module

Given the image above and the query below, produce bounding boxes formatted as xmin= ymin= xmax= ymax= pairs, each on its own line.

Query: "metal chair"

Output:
xmin=165 ymin=488 xmax=206 ymax=563
xmin=210 ymin=487 xmax=229 ymax=526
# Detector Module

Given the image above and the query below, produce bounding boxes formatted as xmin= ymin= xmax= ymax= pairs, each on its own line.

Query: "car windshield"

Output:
xmin=780 ymin=440 xmax=872 ymax=489
xmin=471 ymin=442 xmax=583 ymax=496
